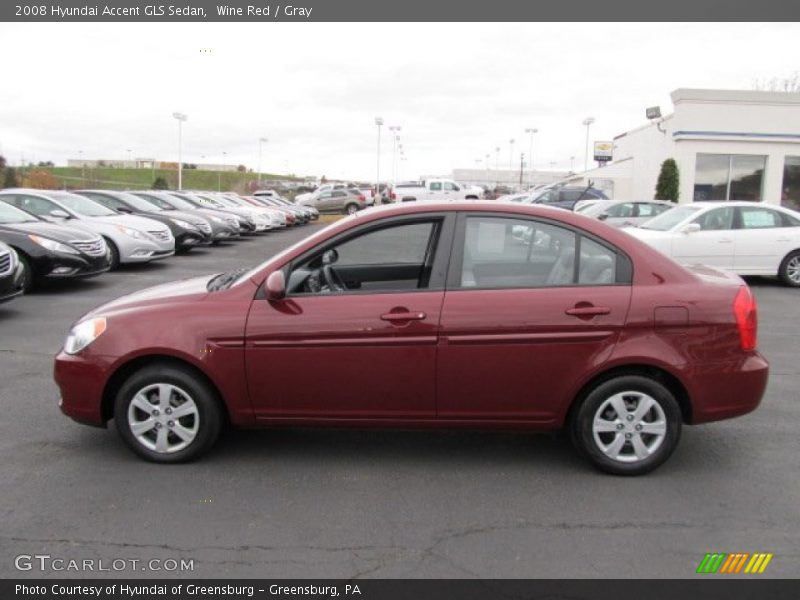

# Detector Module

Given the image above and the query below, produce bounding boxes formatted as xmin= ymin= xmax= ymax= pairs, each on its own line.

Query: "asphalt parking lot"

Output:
xmin=1 ymin=224 xmax=798 ymax=579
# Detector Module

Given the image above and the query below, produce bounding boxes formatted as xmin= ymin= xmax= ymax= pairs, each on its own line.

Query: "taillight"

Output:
xmin=733 ymin=286 xmax=758 ymax=351
xmin=391 ymin=192 xmax=396 ymax=200
xmin=359 ymin=195 xmax=366 ymax=202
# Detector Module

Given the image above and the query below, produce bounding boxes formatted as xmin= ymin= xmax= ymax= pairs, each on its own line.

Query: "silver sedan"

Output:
xmin=0 ymin=190 xmax=174 ymax=268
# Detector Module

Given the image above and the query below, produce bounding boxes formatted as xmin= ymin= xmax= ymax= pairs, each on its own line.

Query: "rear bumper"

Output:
xmin=687 ymin=352 xmax=769 ymax=424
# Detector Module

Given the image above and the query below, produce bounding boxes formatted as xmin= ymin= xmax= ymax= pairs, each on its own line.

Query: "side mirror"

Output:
xmin=117 ymin=206 xmax=133 ymax=214
xmin=49 ymin=209 xmax=70 ymax=219
xmin=682 ymin=223 xmax=702 ymax=234
xmin=597 ymin=213 xmax=609 ymax=221
xmin=265 ymin=270 xmax=286 ymax=301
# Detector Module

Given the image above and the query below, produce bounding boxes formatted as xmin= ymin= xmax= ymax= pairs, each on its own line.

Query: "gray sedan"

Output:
xmin=0 ymin=190 xmax=174 ymax=268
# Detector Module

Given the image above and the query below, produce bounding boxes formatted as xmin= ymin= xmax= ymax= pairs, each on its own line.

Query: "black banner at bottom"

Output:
xmin=4 ymin=579 xmax=800 ymax=600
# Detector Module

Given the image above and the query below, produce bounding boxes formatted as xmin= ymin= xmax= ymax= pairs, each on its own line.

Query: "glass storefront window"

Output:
xmin=693 ymin=153 xmax=766 ymax=202
xmin=781 ymin=156 xmax=800 ymax=211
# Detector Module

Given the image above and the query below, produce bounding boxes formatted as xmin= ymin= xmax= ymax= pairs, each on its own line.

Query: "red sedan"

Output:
xmin=54 ymin=202 xmax=768 ymax=474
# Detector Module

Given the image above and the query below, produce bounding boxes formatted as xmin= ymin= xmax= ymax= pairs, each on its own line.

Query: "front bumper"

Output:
xmin=54 ymin=350 xmax=111 ymax=427
xmin=37 ymin=251 xmax=111 ymax=280
xmin=0 ymin=263 xmax=24 ymax=303
xmin=176 ymin=231 xmax=212 ymax=248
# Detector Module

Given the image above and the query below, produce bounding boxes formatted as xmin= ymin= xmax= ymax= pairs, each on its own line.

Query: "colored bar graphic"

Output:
xmin=698 ymin=552 xmax=773 ymax=574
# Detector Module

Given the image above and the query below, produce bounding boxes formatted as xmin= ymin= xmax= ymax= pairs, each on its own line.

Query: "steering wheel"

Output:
xmin=321 ymin=264 xmax=347 ymax=292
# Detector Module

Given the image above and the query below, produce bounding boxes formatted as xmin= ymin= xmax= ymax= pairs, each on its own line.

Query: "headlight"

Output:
xmin=170 ymin=218 xmax=195 ymax=229
xmin=28 ymin=234 xmax=79 ymax=255
xmin=64 ymin=317 xmax=107 ymax=355
xmin=208 ymin=216 xmax=223 ymax=224
xmin=115 ymin=225 xmax=147 ymax=240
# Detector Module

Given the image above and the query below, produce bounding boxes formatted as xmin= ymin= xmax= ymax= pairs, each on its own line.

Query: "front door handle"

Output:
xmin=381 ymin=311 xmax=427 ymax=322
xmin=565 ymin=306 xmax=611 ymax=317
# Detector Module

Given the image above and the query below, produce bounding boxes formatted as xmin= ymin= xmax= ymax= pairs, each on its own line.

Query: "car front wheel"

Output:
xmin=571 ymin=375 xmax=681 ymax=475
xmin=114 ymin=364 xmax=222 ymax=463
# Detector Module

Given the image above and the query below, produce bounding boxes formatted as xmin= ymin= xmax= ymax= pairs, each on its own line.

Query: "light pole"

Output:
xmin=172 ymin=112 xmax=188 ymax=190
xmin=525 ymin=127 xmax=537 ymax=187
xmin=389 ymin=125 xmax=401 ymax=188
xmin=582 ymin=117 xmax=595 ymax=173
xmin=78 ymin=150 xmax=85 ymax=183
xmin=570 ymin=156 xmax=575 ymax=172
xmin=494 ymin=147 xmax=500 ymax=185
xmin=375 ymin=117 xmax=384 ymax=202
xmin=509 ymin=139 xmax=515 ymax=170
xmin=485 ymin=153 xmax=490 ymax=187
xmin=258 ymin=137 xmax=268 ymax=187
xmin=126 ymin=148 xmax=132 ymax=168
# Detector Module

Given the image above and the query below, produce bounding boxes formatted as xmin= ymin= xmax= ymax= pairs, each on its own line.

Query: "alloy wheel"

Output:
xmin=127 ymin=383 xmax=199 ymax=454
xmin=592 ymin=391 xmax=667 ymax=463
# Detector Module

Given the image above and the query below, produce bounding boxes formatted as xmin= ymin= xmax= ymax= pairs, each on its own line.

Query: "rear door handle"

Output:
xmin=565 ymin=306 xmax=611 ymax=317
xmin=381 ymin=311 xmax=427 ymax=322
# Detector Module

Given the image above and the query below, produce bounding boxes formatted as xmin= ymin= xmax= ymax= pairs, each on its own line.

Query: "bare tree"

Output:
xmin=752 ymin=72 xmax=800 ymax=93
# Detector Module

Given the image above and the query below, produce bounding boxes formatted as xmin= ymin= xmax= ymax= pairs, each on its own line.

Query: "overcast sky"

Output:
xmin=1 ymin=22 xmax=798 ymax=181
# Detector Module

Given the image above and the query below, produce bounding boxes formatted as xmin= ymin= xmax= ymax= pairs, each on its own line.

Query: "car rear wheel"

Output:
xmin=104 ymin=237 xmax=120 ymax=270
xmin=571 ymin=375 xmax=681 ymax=475
xmin=778 ymin=250 xmax=800 ymax=287
xmin=114 ymin=364 xmax=222 ymax=463
xmin=344 ymin=203 xmax=359 ymax=215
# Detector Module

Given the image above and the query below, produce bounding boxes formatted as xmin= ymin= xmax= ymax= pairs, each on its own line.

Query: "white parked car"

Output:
xmin=624 ymin=201 xmax=800 ymax=286
xmin=581 ymin=200 xmax=674 ymax=227
xmin=391 ymin=179 xmax=482 ymax=202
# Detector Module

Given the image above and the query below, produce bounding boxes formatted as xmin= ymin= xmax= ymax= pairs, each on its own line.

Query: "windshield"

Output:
xmin=48 ymin=192 xmax=116 ymax=217
xmin=639 ymin=205 xmax=701 ymax=231
xmin=117 ymin=192 xmax=164 ymax=212
xmin=579 ymin=202 xmax=609 ymax=216
xmin=193 ymin=194 xmax=225 ymax=208
xmin=0 ymin=200 xmax=40 ymax=224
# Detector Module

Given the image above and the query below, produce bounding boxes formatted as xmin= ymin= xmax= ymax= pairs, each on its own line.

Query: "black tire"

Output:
xmin=344 ymin=203 xmax=359 ymax=215
xmin=104 ymin=237 xmax=120 ymax=270
xmin=778 ymin=250 xmax=800 ymax=287
xmin=114 ymin=364 xmax=223 ymax=463
xmin=16 ymin=252 xmax=34 ymax=293
xmin=570 ymin=375 xmax=682 ymax=476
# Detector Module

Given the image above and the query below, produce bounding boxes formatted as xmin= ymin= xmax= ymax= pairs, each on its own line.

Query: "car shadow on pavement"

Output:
xmin=210 ymin=427 xmax=587 ymax=472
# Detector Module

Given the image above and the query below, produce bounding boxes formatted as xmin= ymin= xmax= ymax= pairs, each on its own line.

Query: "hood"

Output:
xmin=0 ymin=221 xmax=100 ymax=242
xmin=84 ymin=275 xmax=213 ymax=319
xmin=621 ymin=226 xmax=672 ymax=240
xmin=93 ymin=214 xmax=171 ymax=232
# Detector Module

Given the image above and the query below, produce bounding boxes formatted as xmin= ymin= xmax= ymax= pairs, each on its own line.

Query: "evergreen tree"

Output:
xmin=152 ymin=177 xmax=169 ymax=190
xmin=655 ymin=158 xmax=680 ymax=202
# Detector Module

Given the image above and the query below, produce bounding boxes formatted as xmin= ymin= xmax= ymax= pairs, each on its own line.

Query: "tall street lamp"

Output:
xmin=258 ymin=137 xmax=268 ymax=186
xmin=582 ymin=117 xmax=595 ymax=173
xmin=485 ymin=153 xmax=490 ymax=187
xmin=126 ymin=148 xmax=132 ymax=168
xmin=172 ymin=112 xmax=188 ymax=190
xmin=525 ymin=127 xmax=538 ymax=187
xmin=375 ymin=117 xmax=384 ymax=202
xmin=389 ymin=125 xmax=401 ymax=187
xmin=508 ymin=139 xmax=515 ymax=170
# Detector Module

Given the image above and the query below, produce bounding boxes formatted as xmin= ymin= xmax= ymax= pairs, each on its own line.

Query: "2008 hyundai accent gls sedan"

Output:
xmin=54 ymin=202 xmax=768 ymax=475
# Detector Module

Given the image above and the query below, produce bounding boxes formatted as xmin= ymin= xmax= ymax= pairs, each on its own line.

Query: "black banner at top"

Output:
xmin=2 ymin=0 xmax=800 ymax=22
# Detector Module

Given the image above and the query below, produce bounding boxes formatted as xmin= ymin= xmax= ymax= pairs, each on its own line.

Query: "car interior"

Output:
xmin=461 ymin=218 xmax=617 ymax=288
xmin=287 ymin=220 xmax=441 ymax=294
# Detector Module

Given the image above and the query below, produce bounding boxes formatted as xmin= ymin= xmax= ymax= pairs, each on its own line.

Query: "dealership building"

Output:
xmin=572 ymin=88 xmax=800 ymax=209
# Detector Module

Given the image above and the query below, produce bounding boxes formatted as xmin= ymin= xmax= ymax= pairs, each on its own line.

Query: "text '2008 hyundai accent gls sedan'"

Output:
xmin=54 ymin=202 xmax=768 ymax=475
